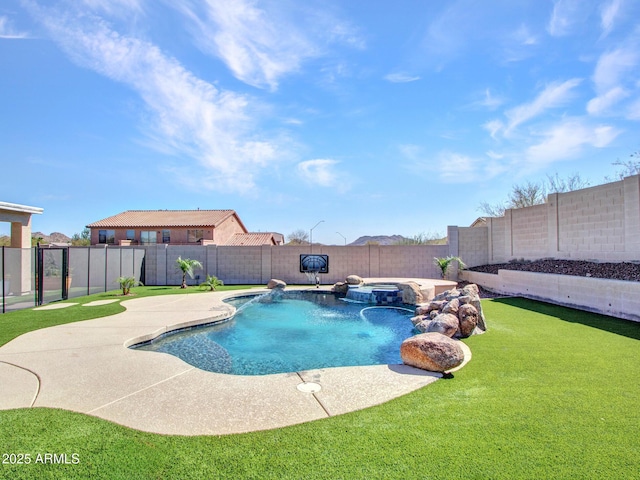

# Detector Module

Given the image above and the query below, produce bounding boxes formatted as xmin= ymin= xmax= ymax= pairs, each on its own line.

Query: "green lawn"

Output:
xmin=1 ymin=294 xmax=639 ymax=479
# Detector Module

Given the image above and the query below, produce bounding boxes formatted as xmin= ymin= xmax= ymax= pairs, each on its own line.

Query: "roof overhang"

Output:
xmin=0 ymin=201 xmax=44 ymax=215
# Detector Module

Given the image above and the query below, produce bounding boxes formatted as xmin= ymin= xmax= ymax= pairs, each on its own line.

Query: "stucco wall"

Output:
xmin=455 ymin=175 xmax=640 ymax=265
xmin=143 ymin=244 xmax=449 ymax=286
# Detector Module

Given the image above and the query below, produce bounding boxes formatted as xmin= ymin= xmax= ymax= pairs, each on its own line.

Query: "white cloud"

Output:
xmin=0 ymin=15 xmax=30 ymax=39
xmin=27 ymin=3 xmax=282 ymax=193
xmin=600 ymin=0 xmax=623 ymax=37
xmin=525 ymin=119 xmax=620 ymax=166
xmin=587 ymin=86 xmax=629 ymax=115
xmin=513 ymin=24 xmax=538 ymax=46
xmin=384 ymin=72 xmax=420 ymax=83
xmin=592 ymin=46 xmax=638 ymax=93
xmin=547 ymin=0 xmax=587 ymax=37
xmin=297 ymin=159 xmax=345 ymax=188
xmin=177 ymin=0 xmax=364 ymax=91
xmin=504 ymin=78 xmax=582 ymax=135
xmin=483 ymin=119 xmax=504 ymax=139
xmin=436 ymin=152 xmax=476 ymax=181
xmin=477 ymin=89 xmax=504 ymax=110
xmin=80 ymin=0 xmax=144 ymax=17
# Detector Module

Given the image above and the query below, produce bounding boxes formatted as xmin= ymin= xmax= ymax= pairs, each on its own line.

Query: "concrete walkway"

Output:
xmin=0 ymin=288 xmax=470 ymax=436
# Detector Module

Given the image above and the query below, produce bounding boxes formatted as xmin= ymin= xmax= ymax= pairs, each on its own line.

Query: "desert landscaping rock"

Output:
xmin=346 ymin=275 xmax=363 ymax=285
xmin=458 ymin=304 xmax=479 ymax=337
xmin=267 ymin=279 xmax=287 ymax=289
xmin=398 ymin=282 xmax=423 ymax=304
xmin=400 ymin=332 xmax=465 ymax=372
xmin=415 ymin=283 xmax=487 ymax=338
xmin=427 ymin=313 xmax=459 ymax=337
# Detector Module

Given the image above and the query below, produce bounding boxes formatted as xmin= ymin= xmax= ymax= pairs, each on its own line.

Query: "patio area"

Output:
xmin=0 ymin=287 xmax=470 ymax=435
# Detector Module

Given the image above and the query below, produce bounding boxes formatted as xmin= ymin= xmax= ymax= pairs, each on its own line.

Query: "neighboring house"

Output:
xmin=225 ymin=232 xmax=285 ymax=246
xmin=86 ymin=209 xmax=283 ymax=247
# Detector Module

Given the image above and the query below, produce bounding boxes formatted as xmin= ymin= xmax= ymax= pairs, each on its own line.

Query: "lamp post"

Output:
xmin=336 ymin=231 xmax=346 ymax=246
xmin=310 ymin=220 xmax=325 ymax=254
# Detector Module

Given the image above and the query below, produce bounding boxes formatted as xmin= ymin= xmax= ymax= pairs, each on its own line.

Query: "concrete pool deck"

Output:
xmin=0 ymin=285 xmax=470 ymax=436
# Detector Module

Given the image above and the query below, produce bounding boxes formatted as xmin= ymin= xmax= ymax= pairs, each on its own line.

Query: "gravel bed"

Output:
xmin=468 ymin=259 xmax=640 ymax=283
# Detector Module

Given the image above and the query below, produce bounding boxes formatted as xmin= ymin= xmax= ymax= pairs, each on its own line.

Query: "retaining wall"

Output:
xmin=460 ymin=270 xmax=640 ymax=323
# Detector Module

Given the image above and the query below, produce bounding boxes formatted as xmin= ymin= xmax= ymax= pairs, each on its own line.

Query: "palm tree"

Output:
xmin=176 ymin=256 xmax=203 ymax=288
xmin=117 ymin=276 xmax=142 ymax=295
xmin=433 ymin=256 xmax=467 ymax=279
xmin=199 ymin=274 xmax=224 ymax=291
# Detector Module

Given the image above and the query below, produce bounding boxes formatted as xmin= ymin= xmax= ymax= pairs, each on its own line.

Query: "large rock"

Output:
xmin=398 ymin=282 xmax=424 ymax=305
xmin=400 ymin=332 xmax=465 ymax=372
xmin=458 ymin=304 xmax=478 ymax=337
xmin=346 ymin=275 xmax=363 ymax=285
xmin=267 ymin=279 xmax=286 ymax=289
xmin=331 ymin=282 xmax=349 ymax=294
xmin=427 ymin=313 xmax=459 ymax=338
xmin=424 ymin=284 xmax=487 ymax=335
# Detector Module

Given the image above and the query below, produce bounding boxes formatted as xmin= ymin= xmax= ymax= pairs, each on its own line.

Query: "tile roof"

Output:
xmin=225 ymin=233 xmax=280 ymax=246
xmin=87 ymin=210 xmax=239 ymax=228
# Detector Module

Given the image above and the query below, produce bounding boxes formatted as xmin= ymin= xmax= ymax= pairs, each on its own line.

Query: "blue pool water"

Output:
xmin=133 ymin=291 xmax=416 ymax=375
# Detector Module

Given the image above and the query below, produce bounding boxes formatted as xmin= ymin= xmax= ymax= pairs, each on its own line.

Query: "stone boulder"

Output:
xmin=331 ymin=281 xmax=349 ymax=294
xmin=398 ymin=282 xmax=424 ymax=305
xmin=267 ymin=279 xmax=286 ymax=289
xmin=346 ymin=275 xmax=364 ymax=285
xmin=458 ymin=304 xmax=479 ymax=337
xmin=415 ymin=283 xmax=487 ymax=337
xmin=427 ymin=313 xmax=459 ymax=338
xmin=400 ymin=332 xmax=465 ymax=372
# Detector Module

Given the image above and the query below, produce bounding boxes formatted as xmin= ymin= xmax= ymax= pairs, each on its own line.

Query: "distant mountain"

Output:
xmin=32 ymin=232 xmax=72 ymax=244
xmin=348 ymin=235 xmax=407 ymax=246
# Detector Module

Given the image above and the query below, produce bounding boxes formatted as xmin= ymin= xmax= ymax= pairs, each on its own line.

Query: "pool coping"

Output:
xmin=0 ymin=284 xmax=471 ymax=436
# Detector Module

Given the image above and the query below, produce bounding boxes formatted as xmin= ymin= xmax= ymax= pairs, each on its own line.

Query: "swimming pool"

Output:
xmin=132 ymin=291 xmax=416 ymax=375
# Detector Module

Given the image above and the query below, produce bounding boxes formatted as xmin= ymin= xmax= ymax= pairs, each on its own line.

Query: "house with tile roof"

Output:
xmin=86 ymin=210 xmax=282 ymax=246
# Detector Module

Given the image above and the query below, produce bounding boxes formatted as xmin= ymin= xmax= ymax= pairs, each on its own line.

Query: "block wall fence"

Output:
xmin=451 ymin=174 xmax=640 ymax=267
xmin=143 ymin=244 xmax=450 ymax=286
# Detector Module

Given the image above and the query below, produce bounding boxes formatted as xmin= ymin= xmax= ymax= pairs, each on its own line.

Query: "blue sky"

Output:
xmin=1 ymin=0 xmax=639 ymax=244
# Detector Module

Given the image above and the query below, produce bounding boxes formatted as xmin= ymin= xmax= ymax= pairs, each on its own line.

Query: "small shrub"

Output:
xmin=200 ymin=275 xmax=224 ymax=291
xmin=117 ymin=276 xmax=142 ymax=295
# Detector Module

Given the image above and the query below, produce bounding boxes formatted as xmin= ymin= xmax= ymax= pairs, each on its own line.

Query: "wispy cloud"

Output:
xmin=26 ymin=2 xmax=283 ymax=193
xmin=400 ymin=144 xmax=506 ymax=184
xmin=525 ymin=119 xmax=620 ymax=167
xmin=547 ymin=0 xmax=588 ymax=37
xmin=502 ymin=78 xmax=582 ymax=135
xmin=80 ymin=0 xmax=144 ymax=17
xmin=297 ymin=158 xmax=350 ymax=190
xmin=587 ymin=86 xmax=628 ymax=115
xmin=592 ymin=46 xmax=638 ymax=93
xmin=176 ymin=0 xmax=364 ymax=91
xmin=0 ymin=15 xmax=30 ymax=39
xmin=476 ymin=89 xmax=504 ymax=110
xmin=384 ymin=72 xmax=420 ymax=83
xmin=600 ymin=0 xmax=623 ymax=37
xmin=588 ymin=43 xmax=638 ymax=116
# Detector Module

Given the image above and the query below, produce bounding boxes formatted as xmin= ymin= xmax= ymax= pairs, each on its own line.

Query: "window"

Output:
xmin=187 ymin=229 xmax=204 ymax=243
xmin=126 ymin=230 xmax=135 ymax=241
xmin=98 ymin=230 xmax=115 ymax=244
xmin=141 ymin=231 xmax=157 ymax=245
xmin=162 ymin=230 xmax=170 ymax=243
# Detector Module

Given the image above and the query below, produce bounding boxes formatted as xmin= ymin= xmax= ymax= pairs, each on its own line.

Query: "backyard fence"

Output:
xmin=0 ymin=245 xmax=145 ymax=313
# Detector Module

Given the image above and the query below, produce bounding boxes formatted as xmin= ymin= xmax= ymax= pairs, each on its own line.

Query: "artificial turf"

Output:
xmin=0 ymin=295 xmax=638 ymax=479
